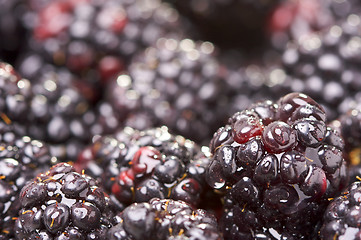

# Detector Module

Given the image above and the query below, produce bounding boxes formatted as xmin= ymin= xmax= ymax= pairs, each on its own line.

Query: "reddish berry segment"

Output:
xmin=207 ymin=92 xmax=347 ymax=239
xmin=76 ymin=127 xmax=215 ymax=209
xmin=20 ymin=0 xmax=185 ymax=86
xmin=131 ymin=147 xmax=162 ymax=176
xmin=262 ymin=121 xmax=297 ymax=153
xmin=232 ymin=111 xmax=264 ymax=144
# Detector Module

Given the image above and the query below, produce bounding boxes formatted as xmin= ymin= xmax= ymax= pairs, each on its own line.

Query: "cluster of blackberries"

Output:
xmin=1 ymin=0 xmax=361 ymax=239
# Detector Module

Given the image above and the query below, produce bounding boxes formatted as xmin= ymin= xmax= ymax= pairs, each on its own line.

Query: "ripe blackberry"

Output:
xmin=330 ymin=107 xmax=361 ymax=183
xmin=207 ymin=92 xmax=347 ymax=239
xmin=319 ymin=181 xmax=361 ymax=239
xmin=0 ymin=62 xmax=33 ymax=123
xmin=338 ymin=109 xmax=361 ymax=152
xmin=107 ymin=198 xmax=222 ymax=240
xmin=22 ymin=0 xmax=186 ymax=85
xmin=14 ymin=162 xmax=117 ymax=239
xmin=0 ymin=61 xmax=95 ymax=160
xmin=268 ymin=0 xmax=361 ymax=52
xmin=169 ymin=0 xmax=282 ymax=49
xmin=0 ymin=120 xmax=57 ymax=239
xmin=281 ymin=14 xmax=361 ymax=120
xmin=76 ymin=126 xmax=216 ymax=209
xmin=105 ymin=38 xmax=227 ymax=142
xmin=30 ymin=67 xmax=91 ymax=143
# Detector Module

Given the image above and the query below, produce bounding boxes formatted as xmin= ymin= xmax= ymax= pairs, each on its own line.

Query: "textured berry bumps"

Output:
xmin=14 ymin=162 xmax=116 ymax=239
xmin=108 ymin=198 xmax=222 ymax=240
xmin=320 ymin=181 xmax=361 ymax=239
xmin=76 ymin=127 xmax=215 ymax=209
xmin=207 ymin=92 xmax=347 ymax=239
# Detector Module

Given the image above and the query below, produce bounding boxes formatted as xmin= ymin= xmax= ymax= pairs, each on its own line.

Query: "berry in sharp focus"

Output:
xmin=319 ymin=181 xmax=361 ymax=240
xmin=14 ymin=162 xmax=117 ymax=239
xmin=76 ymin=126 xmax=219 ymax=210
xmin=207 ymin=92 xmax=347 ymax=239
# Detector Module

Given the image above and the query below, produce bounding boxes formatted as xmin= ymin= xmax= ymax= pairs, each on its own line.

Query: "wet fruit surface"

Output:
xmin=1 ymin=0 xmax=361 ymax=239
xmin=0 ymin=117 xmax=57 ymax=239
xmin=320 ymin=181 xmax=361 ymax=240
xmin=76 ymin=127 xmax=217 ymax=210
xmin=207 ymin=92 xmax=347 ymax=239
xmin=15 ymin=162 xmax=116 ymax=239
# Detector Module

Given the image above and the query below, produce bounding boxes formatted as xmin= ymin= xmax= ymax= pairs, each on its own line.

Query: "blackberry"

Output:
xmin=107 ymin=198 xmax=222 ymax=240
xmin=28 ymin=66 xmax=91 ymax=143
xmin=14 ymin=162 xmax=116 ymax=239
xmin=168 ymin=0 xmax=282 ymax=49
xmin=223 ymin=62 xmax=294 ymax=117
xmin=206 ymin=92 xmax=347 ymax=239
xmin=76 ymin=126 xmax=216 ymax=209
xmin=268 ymin=0 xmax=361 ymax=52
xmin=281 ymin=13 xmax=361 ymax=120
xmin=105 ymin=38 xmax=227 ymax=142
xmin=0 ymin=119 xmax=57 ymax=239
xmin=0 ymin=61 xmax=94 ymax=160
xmin=0 ymin=62 xmax=33 ymax=123
xmin=331 ymin=108 xmax=361 ymax=183
xmin=214 ymin=49 xmax=295 ymax=121
xmin=338 ymin=108 xmax=361 ymax=152
xmin=319 ymin=181 xmax=361 ymax=239
xmin=21 ymin=0 xmax=186 ymax=85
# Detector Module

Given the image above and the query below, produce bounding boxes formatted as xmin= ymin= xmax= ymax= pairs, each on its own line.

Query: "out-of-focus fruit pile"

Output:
xmin=1 ymin=0 xmax=361 ymax=239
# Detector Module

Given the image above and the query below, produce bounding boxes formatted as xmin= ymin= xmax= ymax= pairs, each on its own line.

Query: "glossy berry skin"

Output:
xmin=331 ymin=108 xmax=361 ymax=183
xmin=319 ymin=181 xmax=361 ymax=239
xmin=338 ymin=108 xmax=361 ymax=152
xmin=105 ymin=38 xmax=227 ymax=142
xmin=207 ymin=92 xmax=347 ymax=239
xmin=0 ymin=120 xmax=57 ymax=239
xmin=14 ymin=162 xmax=116 ymax=239
xmin=107 ymin=198 xmax=222 ymax=240
xmin=76 ymin=127 xmax=214 ymax=209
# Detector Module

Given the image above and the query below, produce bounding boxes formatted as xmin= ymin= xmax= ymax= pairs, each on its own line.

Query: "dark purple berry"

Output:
xmin=207 ymin=92 xmax=347 ymax=239
xmin=262 ymin=121 xmax=297 ymax=153
xmin=76 ymin=127 xmax=216 ymax=210
xmin=320 ymin=182 xmax=361 ymax=239
xmin=15 ymin=162 xmax=117 ymax=238
xmin=43 ymin=203 xmax=70 ymax=234
xmin=108 ymin=198 xmax=221 ymax=240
